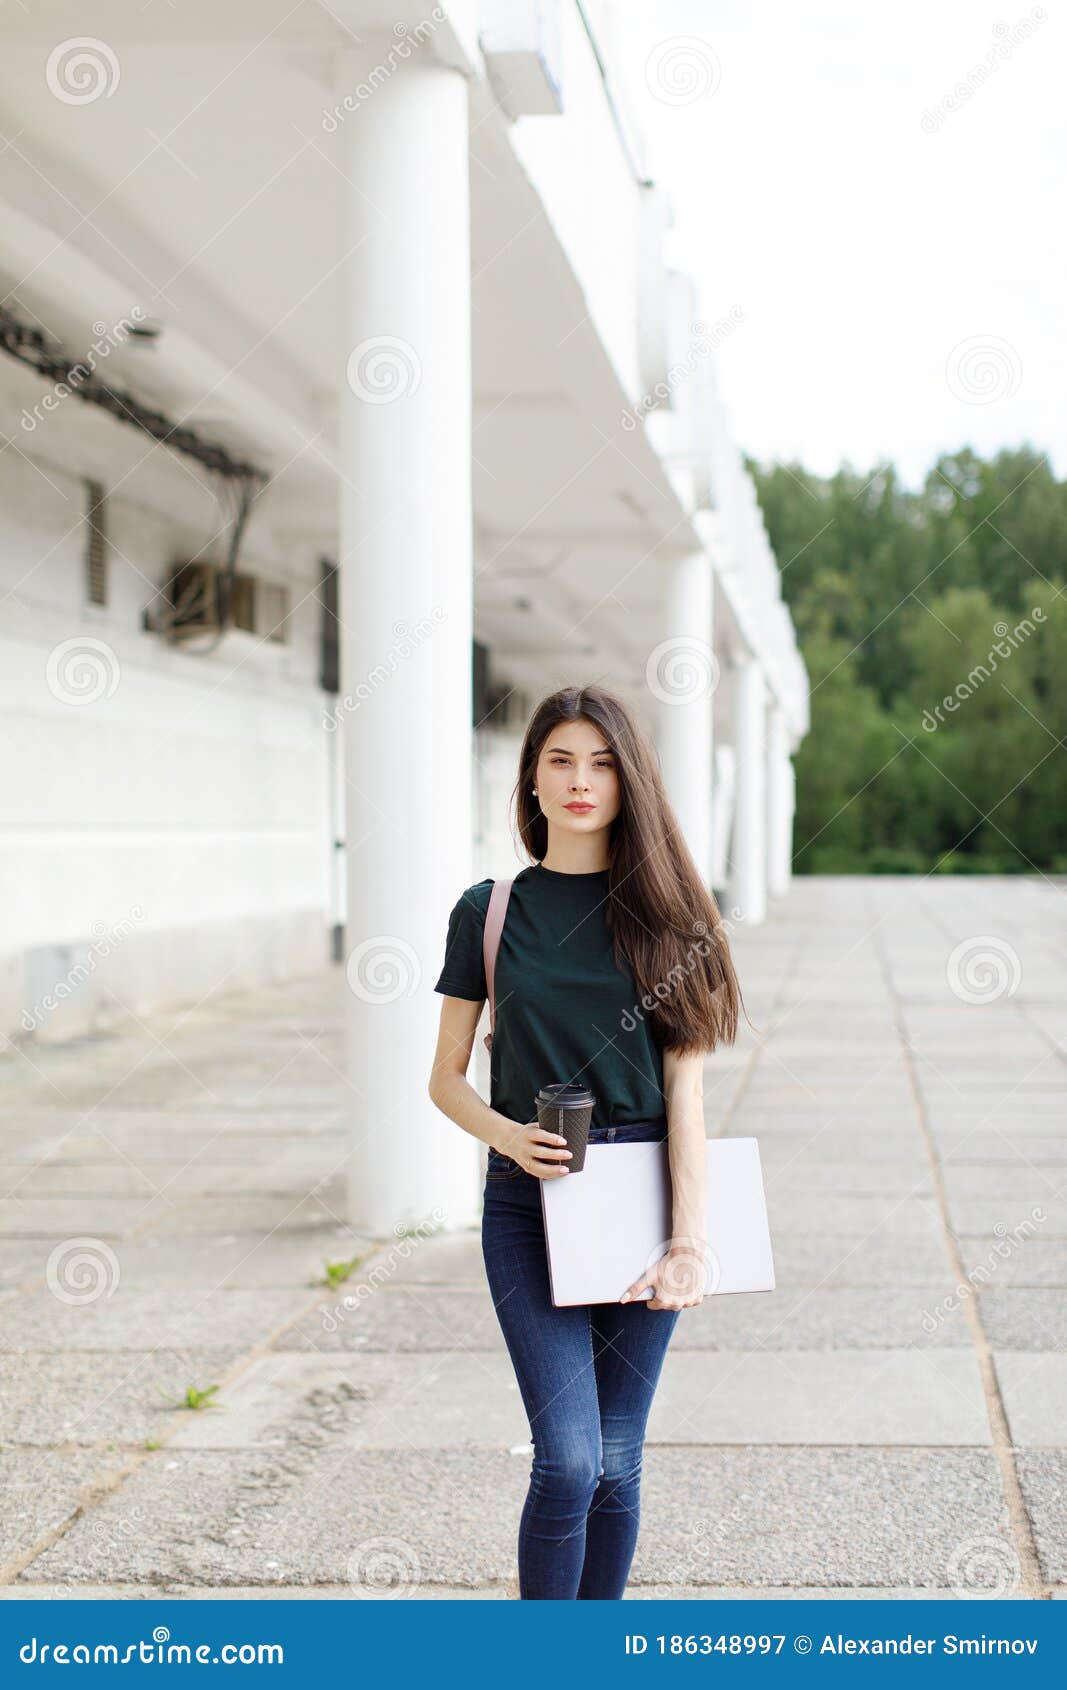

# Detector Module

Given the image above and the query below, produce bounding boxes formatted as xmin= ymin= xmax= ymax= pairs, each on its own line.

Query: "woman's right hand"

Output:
xmin=491 ymin=1118 xmax=573 ymax=1178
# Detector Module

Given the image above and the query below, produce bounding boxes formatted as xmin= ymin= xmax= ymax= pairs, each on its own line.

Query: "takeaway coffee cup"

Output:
xmin=536 ymin=1083 xmax=595 ymax=1173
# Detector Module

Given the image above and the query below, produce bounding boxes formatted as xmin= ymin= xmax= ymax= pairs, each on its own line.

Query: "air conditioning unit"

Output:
xmin=153 ymin=561 xmax=289 ymax=643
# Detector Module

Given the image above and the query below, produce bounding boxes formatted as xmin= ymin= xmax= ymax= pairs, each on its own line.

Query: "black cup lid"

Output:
xmin=536 ymin=1084 xmax=594 ymax=1107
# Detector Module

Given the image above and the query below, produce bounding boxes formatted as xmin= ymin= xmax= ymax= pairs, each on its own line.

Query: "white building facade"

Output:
xmin=0 ymin=1 xmax=807 ymax=1234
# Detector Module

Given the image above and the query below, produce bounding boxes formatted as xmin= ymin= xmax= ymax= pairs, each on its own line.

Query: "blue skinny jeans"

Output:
xmin=481 ymin=1118 xmax=680 ymax=1600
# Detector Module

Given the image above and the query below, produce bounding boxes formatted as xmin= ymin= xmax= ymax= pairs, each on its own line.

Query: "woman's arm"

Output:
xmin=663 ymin=1045 xmax=708 ymax=1247
xmin=427 ymin=994 xmax=507 ymax=1149
xmin=427 ymin=996 xmax=572 ymax=1176
xmin=621 ymin=1045 xmax=708 ymax=1309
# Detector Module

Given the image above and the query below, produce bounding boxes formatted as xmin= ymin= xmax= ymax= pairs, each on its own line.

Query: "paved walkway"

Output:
xmin=1 ymin=877 xmax=1064 ymax=1599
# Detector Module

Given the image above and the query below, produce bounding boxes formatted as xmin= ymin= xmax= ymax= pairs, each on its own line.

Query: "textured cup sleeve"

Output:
xmin=433 ymin=885 xmax=489 ymax=1002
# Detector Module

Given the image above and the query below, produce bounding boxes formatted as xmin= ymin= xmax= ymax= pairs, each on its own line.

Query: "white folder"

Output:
xmin=540 ymin=1137 xmax=775 ymax=1307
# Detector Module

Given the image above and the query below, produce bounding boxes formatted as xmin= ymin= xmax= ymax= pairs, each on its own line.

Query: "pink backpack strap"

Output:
xmin=482 ymin=877 xmax=514 ymax=1052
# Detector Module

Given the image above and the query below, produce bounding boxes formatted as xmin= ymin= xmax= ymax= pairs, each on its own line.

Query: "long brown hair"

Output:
xmin=512 ymin=683 xmax=752 ymax=1055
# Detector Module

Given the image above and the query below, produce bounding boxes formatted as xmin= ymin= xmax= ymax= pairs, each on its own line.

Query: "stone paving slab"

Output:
xmin=926 ymin=1108 xmax=1067 ymax=1135
xmin=959 ymin=1239 xmax=1067 ymax=1288
xmin=936 ymin=1165 xmax=1067 ymax=1197
xmin=649 ymin=1352 xmax=990 ymax=1447
xmin=768 ymin=1233 xmax=950 ymax=1287
xmin=749 ymin=1131 xmax=929 ymax=1166
xmin=923 ymin=1092 xmax=1066 ymax=1116
xmin=980 ymin=1291 xmax=1067 ymax=1350
xmin=164 ymin=1353 xmax=505 ymax=1452
xmin=741 ymin=1091 xmax=917 ymax=1115
xmin=944 ymin=1195 xmax=1067 ymax=1237
xmin=0 ymin=1107 xmax=348 ymax=1138
xmin=278 ymin=1287 xmax=501 ymax=1355
xmin=0 ymin=1450 xmax=130 ymax=1572
xmin=1016 ymin=1454 xmax=1067 ymax=1584
xmin=0 ymin=1287 xmax=323 ymax=1355
xmin=0 ymin=1228 xmax=371 ymax=1295
xmin=140 ymin=1195 xmax=355 ymax=1238
xmin=935 ymin=1131 xmax=1067 ymax=1164
xmin=378 ymin=1232 xmax=487 ymax=1289
xmin=995 ymin=1356 xmax=1067 ymax=1446
xmin=17 ymin=1446 xmax=1014 ymax=1592
xmin=763 ymin=1196 xmax=942 ymax=1240
xmin=0 ymin=1197 xmax=176 ymax=1239
xmin=726 ymin=1114 xmax=921 ymax=1135
xmin=0 ymin=1349 xmax=251 ymax=1446
xmin=0 ymin=1162 xmax=340 ymax=1200
xmin=760 ymin=1163 xmax=933 ymax=1199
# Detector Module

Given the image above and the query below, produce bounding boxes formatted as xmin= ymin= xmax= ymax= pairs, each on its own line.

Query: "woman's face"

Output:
xmin=534 ymin=717 xmax=621 ymax=838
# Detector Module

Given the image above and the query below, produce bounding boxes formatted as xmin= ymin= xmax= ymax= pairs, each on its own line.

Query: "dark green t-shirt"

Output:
xmin=433 ymin=863 xmax=667 ymax=1131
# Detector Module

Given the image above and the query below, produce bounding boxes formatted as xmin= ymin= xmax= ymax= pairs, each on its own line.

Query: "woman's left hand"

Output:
xmin=620 ymin=1240 xmax=708 ymax=1310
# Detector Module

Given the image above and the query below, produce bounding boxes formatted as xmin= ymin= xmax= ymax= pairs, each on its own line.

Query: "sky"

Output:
xmin=609 ymin=0 xmax=1065 ymax=490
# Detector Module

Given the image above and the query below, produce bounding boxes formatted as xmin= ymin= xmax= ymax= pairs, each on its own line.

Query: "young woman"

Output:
xmin=428 ymin=683 xmax=746 ymax=1600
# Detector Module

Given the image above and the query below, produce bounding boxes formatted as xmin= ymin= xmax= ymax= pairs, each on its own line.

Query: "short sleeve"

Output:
xmin=433 ymin=881 xmax=491 ymax=1002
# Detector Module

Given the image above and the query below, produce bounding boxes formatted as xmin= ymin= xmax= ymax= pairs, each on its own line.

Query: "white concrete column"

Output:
xmin=657 ymin=552 xmax=715 ymax=888
xmin=766 ymin=703 xmax=793 ymax=899
xmin=336 ymin=49 xmax=475 ymax=1235
xmin=730 ymin=653 xmax=768 ymax=924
